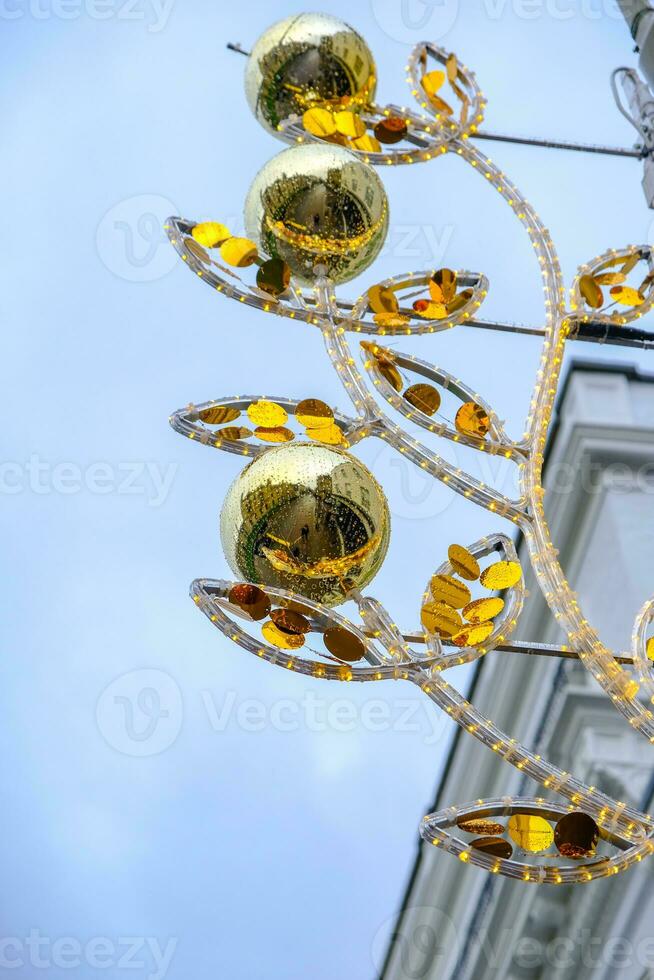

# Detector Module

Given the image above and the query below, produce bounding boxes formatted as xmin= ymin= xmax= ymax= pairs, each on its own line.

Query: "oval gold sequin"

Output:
xmin=455 ymin=402 xmax=490 ymax=438
xmin=470 ymin=837 xmax=513 ymax=859
xmin=462 ymin=597 xmax=504 ymax=623
xmin=368 ymin=284 xmax=399 ymax=315
xmin=373 ymin=312 xmax=410 ymax=328
xmin=446 ymin=288 xmax=474 ymax=314
xmin=192 ymin=221 xmax=231 ymax=248
xmin=457 ymin=818 xmax=505 ymax=836
xmin=508 ymin=814 xmax=554 ymax=853
xmin=262 ymin=620 xmax=305 ymax=649
xmin=404 ymin=383 xmax=441 ymax=416
xmin=323 ymin=625 xmax=366 ymax=662
xmin=256 ymin=257 xmax=291 ymax=297
xmin=579 ymin=274 xmax=603 ymax=309
xmin=217 ymin=426 xmax=252 ymax=441
xmin=595 ymin=272 xmax=625 ymax=286
xmin=421 ymin=601 xmax=462 ymax=637
xmin=554 ymin=811 xmax=599 ymax=859
xmin=334 ymin=110 xmax=367 ymax=138
xmin=413 ymin=301 xmax=447 ymax=320
xmin=228 ymin=584 xmax=271 ymax=621
xmin=448 ymin=544 xmax=480 ymax=581
xmin=480 ymin=561 xmax=522 ymax=590
xmin=305 ymin=423 xmax=345 ymax=445
xmin=247 ymin=400 xmax=288 ymax=427
xmin=421 ymin=70 xmax=446 ymax=97
xmin=198 ymin=405 xmax=240 ymax=425
xmin=374 ymin=116 xmax=408 ymax=144
xmin=430 ymin=268 xmax=457 ymax=304
xmin=430 ymin=574 xmax=471 ymax=609
xmin=296 ymin=399 xmax=334 ymax=429
xmin=270 ymin=607 xmax=312 ymax=635
xmin=378 ymin=360 xmax=403 ymax=392
xmin=302 ymin=106 xmax=337 ymax=137
xmin=610 ymin=284 xmax=645 ymax=306
xmin=220 ymin=237 xmax=259 ymax=267
xmin=450 ymin=621 xmax=494 ymax=647
xmin=351 ymin=133 xmax=382 ymax=153
xmin=254 ymin=426 xmax=295 ymax=443
xmin=647 ymin=636 xmax=654 ymax=662
xmin=184 ymin=237 xmax=212 ymax=265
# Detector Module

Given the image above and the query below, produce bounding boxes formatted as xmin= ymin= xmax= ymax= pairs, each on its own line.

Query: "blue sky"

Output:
xmin=2 ymin=1 xmax=652 ymax=977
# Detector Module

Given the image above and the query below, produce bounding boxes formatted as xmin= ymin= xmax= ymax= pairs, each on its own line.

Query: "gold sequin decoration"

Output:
xmin=455 ymin=402 xmax=491 ymax=438
xmin=247 ymin=400 xmax=288 ymax=427
xmin=323 ymin=626 xmax=366 ymax=662
xmin=228 ymin=583 xmax=271 ymax=621
xmin=296 ymin=399 xmax=334 ymax=429
xmin=421 ymin=601 xmax=462 ymax=637
xmin=508 ymin=814 xmax=554 ymax=853
xmin=480 ymin=561 xmax=522 ymax=590
xmin=198 ymin=405 xmax=240 ymax=425
xmin=192 ymin=221 xmax=231 ymax=248
xmin=610 ymin=284 xmax=645 ymax=306
xmin=254 ymin=426 xmax=295 ymax=443
xmin=430 ymin=574 xmax=471 ymax=609
xmin=448 ymin=544 xmax=480 ymax=581
xmin=471 ymin=837 xmax=513 ymax=859
xmin=457 ymin=818 xmax=505 ymax=836
xmin=554 ymin=812 xmax=599 ymax=859
xmin=450 ymin=621 xmax=494 ymax=647
xmin=262 ymin=620 xmax=305 ymax=649
xmin=217 ymin=426 xmax=253 ymax=441
xmin=303 ymin=106 xmax=337 ymax=137
xmin=462 ymin=597 xmax=504 ymax=623
xmin=404 ymin=383 xmax=441 ymax=416
xmin=270 ymin=607 xmax=312 ymax=635
xmin=220 ymin=237 xmax=259 ymax=267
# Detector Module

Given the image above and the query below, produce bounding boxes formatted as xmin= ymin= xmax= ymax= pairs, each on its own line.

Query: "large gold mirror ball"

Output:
xmin=244 ymin=143 xmax=389 ymax=285
xmin=220 ymin=442 xmax=391 ymax=606
xmin=244 ymin=12 xmax=377 ymax=134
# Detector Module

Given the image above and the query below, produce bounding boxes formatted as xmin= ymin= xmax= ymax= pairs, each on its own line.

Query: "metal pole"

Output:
xmin=471 ymin=129 xmax=643 ymax=158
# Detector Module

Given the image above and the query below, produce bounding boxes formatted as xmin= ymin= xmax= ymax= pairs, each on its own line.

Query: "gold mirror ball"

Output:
xmin=220 ymin=442 xmax=391 ymax=606
xmin=244 ymin=12 xmax=376 ymax=133
xmin=244 ymin=143 xmax=389 ymax=285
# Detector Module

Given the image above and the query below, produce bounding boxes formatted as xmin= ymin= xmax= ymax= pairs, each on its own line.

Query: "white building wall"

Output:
xmin=382 ymin=365 xmax=654 ymax=980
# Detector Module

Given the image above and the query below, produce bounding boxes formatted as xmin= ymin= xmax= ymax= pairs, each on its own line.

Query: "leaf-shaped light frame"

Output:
xmin=421 ymin=534 xmax=526 ymax=668
xmin=167 ymin=33 xmax=654 ymax=883
xmin=422 ymin=797 xmax=652 ymax=884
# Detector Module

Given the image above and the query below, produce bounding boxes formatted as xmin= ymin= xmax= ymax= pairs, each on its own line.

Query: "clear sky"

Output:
xmin=2 ymin=1 xmax=652 ymax=978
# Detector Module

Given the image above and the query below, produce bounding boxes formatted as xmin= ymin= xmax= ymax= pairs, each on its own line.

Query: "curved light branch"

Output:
xmin=422 ymin=797 xmax=654 ymax=884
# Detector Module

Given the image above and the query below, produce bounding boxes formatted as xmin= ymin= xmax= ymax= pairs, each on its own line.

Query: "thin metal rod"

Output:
xmin=472 ymin=129 xmax=644 ymax=159
xmin=393 ymin=633 xmax=638 ymax=665
xmin=227 ymin=42 xmax=250 ymax=56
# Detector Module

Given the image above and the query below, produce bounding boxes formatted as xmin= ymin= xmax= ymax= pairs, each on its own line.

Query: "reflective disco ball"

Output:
xmin=220 ymin=442 xmax=391 ymax=607
xmin=244 ymin=12 xmax=377 ymax=134
xmin=244 ymin=143 xmax=389 ymax=285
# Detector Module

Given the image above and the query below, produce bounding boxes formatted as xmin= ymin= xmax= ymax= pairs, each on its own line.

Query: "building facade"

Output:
xmin=382 ymin=362 xmax=654 ymax=980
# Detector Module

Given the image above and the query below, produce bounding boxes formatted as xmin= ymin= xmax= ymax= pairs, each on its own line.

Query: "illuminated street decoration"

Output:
xmin=166 ymin=15 xmax=654 ymax=884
